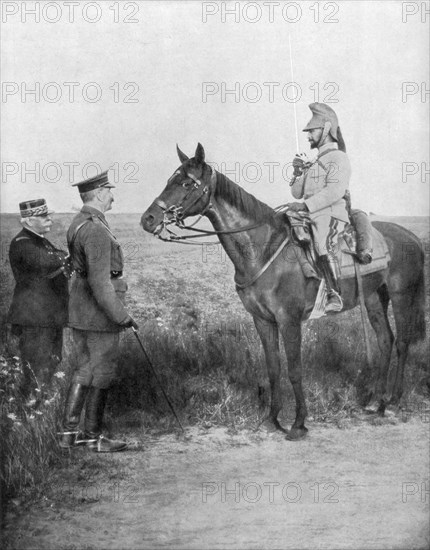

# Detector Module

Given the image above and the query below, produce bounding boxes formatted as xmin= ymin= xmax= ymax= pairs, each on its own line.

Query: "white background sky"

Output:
xmin=1 ymin=0 xmax=429 ymax=216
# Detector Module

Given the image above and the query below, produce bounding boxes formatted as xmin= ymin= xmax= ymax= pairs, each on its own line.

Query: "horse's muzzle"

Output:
xmin=141 ymin=208 xmax=161 ymax=233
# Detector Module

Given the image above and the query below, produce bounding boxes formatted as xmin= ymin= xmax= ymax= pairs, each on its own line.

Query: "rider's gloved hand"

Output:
xmin=121 ymin=315 xmax=139 ymax=330
xmin=292 ymin=154 xmax=309 ymax=176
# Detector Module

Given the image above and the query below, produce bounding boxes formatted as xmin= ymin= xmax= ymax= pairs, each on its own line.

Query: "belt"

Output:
xmin=76 ymin=269 xmax=123 ymax=279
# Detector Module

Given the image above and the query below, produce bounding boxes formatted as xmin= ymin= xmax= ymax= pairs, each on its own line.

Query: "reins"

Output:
xmin=164 ymin=221 xmax=268 ymax=240
xmin=153 ymin=167 xmax=268 ymax=244
xmin=152 ymin=166 xmax=292 ymax=288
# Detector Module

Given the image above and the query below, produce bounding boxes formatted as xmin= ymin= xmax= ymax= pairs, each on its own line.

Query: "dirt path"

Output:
xmin=5 ymin=418 xmax=429 ymax=550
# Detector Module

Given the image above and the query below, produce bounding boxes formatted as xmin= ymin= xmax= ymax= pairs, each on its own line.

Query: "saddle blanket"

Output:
xmin=307 ymin=227 xmax=391 ymax=319
xmin=340 ymin=226 xmax=390 ymax=279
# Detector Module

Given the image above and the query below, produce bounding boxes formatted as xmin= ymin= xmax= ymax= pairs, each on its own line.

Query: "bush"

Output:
xmin=0 ymin=352 xmax=68 ymax=503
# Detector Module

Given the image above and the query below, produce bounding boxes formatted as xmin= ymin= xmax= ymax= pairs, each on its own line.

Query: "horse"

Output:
xmin=141 ymin=143 xmax=426 ymax=439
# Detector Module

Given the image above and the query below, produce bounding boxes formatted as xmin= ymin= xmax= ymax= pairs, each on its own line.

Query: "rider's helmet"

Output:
xmin=303 ymin=103 xmax=346 ymax=152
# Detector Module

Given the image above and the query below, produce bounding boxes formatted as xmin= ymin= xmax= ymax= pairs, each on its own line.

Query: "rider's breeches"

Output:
xmin=71 ymin=329 xmax=119 ymax=389
xmin=311 ymin=214 xmax=347 ymax=259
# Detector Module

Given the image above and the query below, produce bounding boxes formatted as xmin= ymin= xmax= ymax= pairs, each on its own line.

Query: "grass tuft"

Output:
xmin=0 ymin=212 xmax=429 ymax=515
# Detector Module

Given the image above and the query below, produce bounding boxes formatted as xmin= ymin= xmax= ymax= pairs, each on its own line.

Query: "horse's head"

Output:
xmin=141 ymin=143 xmax=215 ymax=236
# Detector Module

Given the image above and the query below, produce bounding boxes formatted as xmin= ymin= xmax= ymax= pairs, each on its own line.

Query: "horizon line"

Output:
xmin=0 ymin=211 xmax=428 ymax=218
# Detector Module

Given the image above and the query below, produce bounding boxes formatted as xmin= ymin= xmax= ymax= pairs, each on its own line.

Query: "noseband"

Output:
xmin=153 ymin=167 xmax=216 ymax=230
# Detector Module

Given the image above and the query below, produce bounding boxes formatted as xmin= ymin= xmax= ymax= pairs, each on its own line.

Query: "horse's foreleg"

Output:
xmin=253 ymin=317 xmax=285 ymax=432
xmin=280 ymin=319 xmax=308 ymax=440
xmin=364 ymin=288 xmax=394 ymax=413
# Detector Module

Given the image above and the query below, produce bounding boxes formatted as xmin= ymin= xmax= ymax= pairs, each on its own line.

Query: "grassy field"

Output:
xmin=0 ymin=212 xmax=429 ymax=505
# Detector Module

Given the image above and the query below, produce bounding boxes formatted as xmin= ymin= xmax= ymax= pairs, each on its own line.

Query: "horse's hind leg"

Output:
xmin=364 ymin=285 xmax=394 ymax=413
xmin=253 ymin=317 xmax=286 ymax=433
xmin=389 ymin=292 xmax=415 ymax=406
xmin=388 ymin=236 xmax=425 ymax=405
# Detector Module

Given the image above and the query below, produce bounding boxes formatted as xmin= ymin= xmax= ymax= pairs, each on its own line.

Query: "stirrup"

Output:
xmin=326 ymin=290 xmax=343 ymax=313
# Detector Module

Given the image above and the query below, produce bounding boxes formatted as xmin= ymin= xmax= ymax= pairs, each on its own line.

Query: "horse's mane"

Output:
xmin=214 ymin=171 xmax=277 ymax=224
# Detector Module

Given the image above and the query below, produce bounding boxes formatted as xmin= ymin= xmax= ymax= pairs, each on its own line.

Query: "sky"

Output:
xmin=1 ymin=0 xmax=429 ymax=216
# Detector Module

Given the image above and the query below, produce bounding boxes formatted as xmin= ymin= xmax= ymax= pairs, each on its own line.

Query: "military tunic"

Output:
xmin=8 ymin=228 xmax=69 ymax=327
xmin=7 ymin=227 xmax=69 ymax=392
xmin=67 ymin=205 xmax=129 ymax=388
xmin=291 ymin=142 xmax=350 ymax=255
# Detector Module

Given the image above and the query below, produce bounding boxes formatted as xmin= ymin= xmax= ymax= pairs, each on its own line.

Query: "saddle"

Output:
xmin=283 ymin=208 xmax=391 ymax=319
xmin=284 ymin=208 xmax=390 ymax=280
xmin=287 ymin=210 xmax=313 ymax=244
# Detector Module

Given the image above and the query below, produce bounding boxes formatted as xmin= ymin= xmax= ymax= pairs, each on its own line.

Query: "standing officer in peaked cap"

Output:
xmin=8 ymin=199 xmax=70 ymax=397
xmin=58 ymin=171 xmax=137 ymax=453
xmin=287 ymin=103 xmax=351 ymax=313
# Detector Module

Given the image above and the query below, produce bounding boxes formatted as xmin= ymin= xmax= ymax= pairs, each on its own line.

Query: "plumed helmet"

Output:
xmin=302 ymin=103 xmax=346 ymax=152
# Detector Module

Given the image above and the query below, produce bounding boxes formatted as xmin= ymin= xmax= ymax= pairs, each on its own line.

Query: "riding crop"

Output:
xmin=131 ymin=326 xmax=185 ymax=433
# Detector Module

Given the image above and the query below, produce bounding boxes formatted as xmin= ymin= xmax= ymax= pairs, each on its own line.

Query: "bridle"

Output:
xmin=150 ymin=163 xmax=291 ymax=290
xmin=152 ymin=166 xmax=265 ymax=242
xmin=153 ymin=166 xmax=215 ymax=230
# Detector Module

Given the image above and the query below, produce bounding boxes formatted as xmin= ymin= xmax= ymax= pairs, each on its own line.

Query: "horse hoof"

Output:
xmin=273 ymin=419 xmax=289 ymax=434
xmin=258 ymin=418 xmax=288 ymax=434
xmin=285 ymin=427 xmax=308 ymax=441
xmin=384 ymin=405 xmax=398 ymax=418
xmin=364 ymin=400 xmax=385 ymax=415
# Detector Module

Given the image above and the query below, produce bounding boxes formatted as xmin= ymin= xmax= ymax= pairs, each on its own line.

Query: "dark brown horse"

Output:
xmin=141 ymin=144 xmax=426 ymax=439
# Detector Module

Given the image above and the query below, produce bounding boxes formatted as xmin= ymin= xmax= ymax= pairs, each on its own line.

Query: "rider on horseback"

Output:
xmin=287 ymin=103 xmax=350 ymax=313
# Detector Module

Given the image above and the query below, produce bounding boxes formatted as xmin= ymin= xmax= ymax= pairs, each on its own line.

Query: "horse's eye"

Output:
xmin=182 ymin=179 xmax=192 ymax=188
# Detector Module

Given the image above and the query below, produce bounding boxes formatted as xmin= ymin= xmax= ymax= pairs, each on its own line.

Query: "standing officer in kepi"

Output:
xmin=8 ymin=199 xmax=70 ymax=398
xmin=59 ymin=171 xmax=137 ymax=453
xmin=287 ymin=102 xmax=351 ymax=313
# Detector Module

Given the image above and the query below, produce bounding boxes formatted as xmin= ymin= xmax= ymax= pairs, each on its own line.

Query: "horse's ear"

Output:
xmin=176 ymin=144 xmax=189 ymax=164
xmin=194 ymin=143 xmax=205 ymax=165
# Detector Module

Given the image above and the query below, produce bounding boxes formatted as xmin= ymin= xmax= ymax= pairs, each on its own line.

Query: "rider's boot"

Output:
xmin=319 ymin=254 xmax=343 ymax=313
xmin=84 ymin=387 xmax=127 ymax=453
xmin=356 ymin=249 xmax=373 ymax=265
xmin=58 ymin=383 xmax=89 ymax=448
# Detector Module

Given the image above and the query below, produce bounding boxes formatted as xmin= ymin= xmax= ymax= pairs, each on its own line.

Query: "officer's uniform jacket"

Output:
xmin=291 ymin=142 xmax=350 ymax=223
xmin=7 ymin=228 xmax=69 ymax=327
xmin=67 ymin=205 xmax=129 ymax=332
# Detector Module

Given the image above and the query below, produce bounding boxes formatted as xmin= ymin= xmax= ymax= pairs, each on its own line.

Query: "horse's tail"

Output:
xmin=373 ymin=220 xmax=426 ymax=344
xmin=409 ymin=247 xmax=426 ymax=343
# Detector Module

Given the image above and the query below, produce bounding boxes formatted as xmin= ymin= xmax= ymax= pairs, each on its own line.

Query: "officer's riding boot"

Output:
xmin=356 ymin=249 xmax=373 ymax=265
xmin=319 ymin=254 xmax=343 ymax=313
xmin=84 ymin=387 xmax=127 ymax=453
xmin=58 ymin=383 xmax=89 ymax=448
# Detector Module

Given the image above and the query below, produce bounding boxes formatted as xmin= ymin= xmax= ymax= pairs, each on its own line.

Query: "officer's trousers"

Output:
xmin=71 ymin=329 xmax=119 ymax=389
xmin=12 ymin=324 xmax=63 ymax=395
